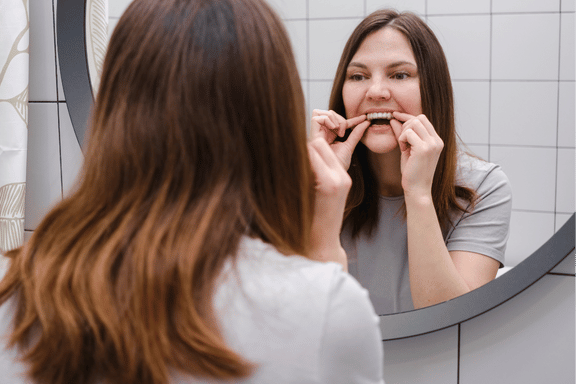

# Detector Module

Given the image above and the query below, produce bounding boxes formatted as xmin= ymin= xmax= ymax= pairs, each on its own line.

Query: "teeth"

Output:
xmin=367 ymin=112 xmax=393 ymax=121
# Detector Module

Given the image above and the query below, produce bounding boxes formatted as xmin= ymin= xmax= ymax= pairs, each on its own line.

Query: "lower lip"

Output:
xmin=368 ymin=123 xmax=392 ymax=132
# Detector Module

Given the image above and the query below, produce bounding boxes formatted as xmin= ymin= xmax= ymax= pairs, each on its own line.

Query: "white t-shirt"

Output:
xmin=0 ymin=237 xmax=385 ymax=384
xmin=342 ymin=153 xmax=512 ymax=315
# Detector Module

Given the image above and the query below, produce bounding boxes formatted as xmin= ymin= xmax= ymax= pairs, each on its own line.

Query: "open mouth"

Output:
xmin=367 ymin=112 xmax=393 ymax=126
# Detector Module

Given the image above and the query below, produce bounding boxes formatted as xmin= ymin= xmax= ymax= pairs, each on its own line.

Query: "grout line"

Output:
xmin=553 ymin=11 xmax=563 ymax=231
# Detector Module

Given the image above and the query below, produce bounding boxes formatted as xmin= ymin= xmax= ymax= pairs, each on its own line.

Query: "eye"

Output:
xmin=392 ymin=72 xmax=409 ymax=80
xmin=348 ymin=73 xmax=366 ymax=81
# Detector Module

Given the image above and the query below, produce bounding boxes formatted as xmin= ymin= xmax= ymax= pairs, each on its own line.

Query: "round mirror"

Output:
xmin=57 ymin=0 xmax=575 ymax=338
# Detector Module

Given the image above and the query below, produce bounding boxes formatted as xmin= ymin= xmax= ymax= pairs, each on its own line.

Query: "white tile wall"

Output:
xmin=492 ymin=13 xmax=559 ymax=81
xmin=492 ymin=0 xmax=561 ymax=13
xmin=427 ymin=0 xmax=490 ymax=15
xmin=366 ymin=0 xmax=426 ymax=15
xmin=453 ymin=82 xmax=490 ymax=145
xmin=383 ymin=325 xmax=459 ymax=384
xmin=560 ymin=12 xmax=575 ymax=81
xmin=556 ymin=148 xmax=575 ymax=213
xmin=506 ymin=211 xmax=556 ymax=266
xmin=490 ymin=81 xmax=558 ymax=147
xmin=460 ymin=275 xmax=575 ymax=384
xmin=266 ymin=0 xmax=306 ymax=19
xmin=558 ymin=81 xmax=576 ymax=146
xmin=284 ymin=20 xmax=308 ymax=80
xmin=309 ymin=0 xmax=364 ymax=19
xmin=427 ymin=15 xmax=491 ymax=80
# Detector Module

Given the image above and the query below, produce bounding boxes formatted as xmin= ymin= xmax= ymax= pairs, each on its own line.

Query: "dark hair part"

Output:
xmin=329 ymin=9 xmax=476 ymax=237
xmin=0 ymin=0 xmax=313 ymax=383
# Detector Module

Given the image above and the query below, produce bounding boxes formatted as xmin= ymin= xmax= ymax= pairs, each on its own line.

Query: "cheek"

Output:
xmin=396 ymin=84 xmax=422 ymax=115
xmin=342 ymin=84 xmax=360 ymax=117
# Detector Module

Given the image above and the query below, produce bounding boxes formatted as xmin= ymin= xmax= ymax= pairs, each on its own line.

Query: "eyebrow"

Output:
xmin=347 ymin=60 xmax=417 ymax=70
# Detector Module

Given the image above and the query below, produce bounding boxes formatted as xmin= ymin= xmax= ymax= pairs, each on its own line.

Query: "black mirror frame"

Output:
xmin=57 ymin=0 xmax=576 ymax=341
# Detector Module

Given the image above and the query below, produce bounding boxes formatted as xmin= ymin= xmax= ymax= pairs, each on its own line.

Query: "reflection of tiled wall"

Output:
xmin=29 ymin=0 xmax=574 ymax=268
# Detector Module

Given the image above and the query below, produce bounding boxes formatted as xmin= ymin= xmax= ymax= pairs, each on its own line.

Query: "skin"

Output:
xmin=311 ymin=27 xmax=499 ymax=308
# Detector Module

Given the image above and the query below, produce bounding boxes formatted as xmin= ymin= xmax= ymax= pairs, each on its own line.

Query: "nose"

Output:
xmin=366 ymin=78 xmax=391 ymax=100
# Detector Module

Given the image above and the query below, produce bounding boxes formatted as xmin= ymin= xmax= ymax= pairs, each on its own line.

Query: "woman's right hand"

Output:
xmin=307 ymin=137 xmax=352 ymax=270
xmin=310 ymin=109 xmax=370 ymax=170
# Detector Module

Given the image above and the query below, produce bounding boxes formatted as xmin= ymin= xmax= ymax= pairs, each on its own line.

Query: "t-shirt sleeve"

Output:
xmin=318 ymin=270 xmax=385 ymax=384
xmin=446 ymin=164 xmax=513 ymax=266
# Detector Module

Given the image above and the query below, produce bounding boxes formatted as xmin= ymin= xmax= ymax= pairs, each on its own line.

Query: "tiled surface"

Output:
xmin=308 ymin=0 xmax=364 ymax=19
xmin=556 ymin=148 xmax=575 ymax=213
xmin=308 ymin=18 xmax=363 ymax=80
xmin=366 ymin=0 xmax=426 ymax=15
xmin=427 ymin=15 xmax=490 ymax=80
xmin=108 ymin=0 xmax=132 ymax=18
xmin=266 ymin=0 xmax=307 ymax=19
xmin=492 ymin=0 xmax=561 ymax=13
xmin=383 ymin=325 xmax=458 ymax=384
xmin=558 ymin=81 xmax=575 ymax=147
xmin=29 ymin=0 xmax=57 ymax=102
xmin=550 ymin=251 xmax=575 ymax=275
xmin=284 ymin=20 xmax=308 ymax=80
xmin=490 ymin=81 xmax=558 ymax=147
xmin=505 ymin=211 xmax=555 ymax=266
xmin=453 ymin=81 xmax=490 ymax=145
xmin=560 ymin=12 xmax=575 ymax=80
xmin=25 ymin=103 xmax=62 ymax=230
xmin=460 ymin=275 xmax=575 ymax=384
xmin=492 ymin=13 xmax=559 ymax=80
xmin=563 ymin=0 xmax=576 ymax=12
xmin=58 ymin=104 xmax=84 ymax=197
xmin=308 ymin=80 xmax=334 ymax=113
xmin=491 ymin=146 xmax=557 ymax=212
xmin=427 ymin=0 xmax=490 ymax=15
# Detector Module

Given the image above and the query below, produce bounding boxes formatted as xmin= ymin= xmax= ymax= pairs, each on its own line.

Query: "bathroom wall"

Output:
xmin=19 ymin=0 xmax=576 ymax=383
xmin=26 ymin=0 xmax=574 ymax=269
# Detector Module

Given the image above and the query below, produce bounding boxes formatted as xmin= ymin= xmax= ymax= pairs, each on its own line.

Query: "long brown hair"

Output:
xmin=329 ymin=9 xmax=475 ymax=237
xmin=0 ymin=0 xmax=312 ymax=382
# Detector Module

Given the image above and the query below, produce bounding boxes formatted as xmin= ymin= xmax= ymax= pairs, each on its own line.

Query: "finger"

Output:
xmin=344 ymin=120 xmax=370 ymax=148
xmin=390 ymin=118 xmax=404 ymax=141
xmin=309 ymin=137 xmax=343 ymax=170
xmin=392 ymin=111 xmax=415 ymax=123
xmin=345 ymin=114 xmax=367 ymax=128
xmin=398 ymin=128 xmax=421 ymax=151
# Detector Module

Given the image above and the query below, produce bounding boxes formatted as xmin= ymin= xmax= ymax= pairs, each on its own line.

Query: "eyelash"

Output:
xmin=346 ymin=72 xmax=410 ymax=82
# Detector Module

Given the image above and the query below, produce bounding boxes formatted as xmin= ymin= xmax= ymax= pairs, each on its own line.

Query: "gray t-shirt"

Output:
xmin=341 ymin=153 xmax=513 ymax=315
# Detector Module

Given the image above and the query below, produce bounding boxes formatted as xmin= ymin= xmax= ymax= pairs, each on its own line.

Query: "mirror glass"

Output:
xmin=81 ymin=0 xmax=575 ymax=315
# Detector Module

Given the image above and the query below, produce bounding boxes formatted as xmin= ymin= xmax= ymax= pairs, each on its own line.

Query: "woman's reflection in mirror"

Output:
xmin=0 ymin=0 xmax=385 ymax=382
xmin=311 ymin=9 xmax=512 ymax=315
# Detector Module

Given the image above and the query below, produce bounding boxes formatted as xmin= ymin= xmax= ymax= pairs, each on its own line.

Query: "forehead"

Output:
xmin=350 ymin=27 xmax=416 ymax=65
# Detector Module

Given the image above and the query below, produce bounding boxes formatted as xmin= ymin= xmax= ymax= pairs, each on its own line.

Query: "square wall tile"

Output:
xmin=490 ymin=82 xmax=558 ymax=147
xmin=427 ymin=15 xmax=490 ymax=80
xmin=556 ymin=148 xmax=575 ymax=213
xmin=560 ymin=12 xmax=575 ymax=81
xmin=562 ymin=0 xmax=576 ymax=11
xmin=366 ymin=0 xmax=426 ymax=15
xmin=460 ymin=275 xmax=574 ymax=384
xmin=284 ymin=20 xmax=308 ymax=80
xmin=25 ymin=103 xmax=62 ymax=230
xmin=59 ymin=104 xmax=84 ymax=197
xmin=308 ymin=80 xmax=334 ymax=113
xmin=492 ymin=0 xmax=560 ymax=13
xmin=383 ymin=326 xmax=458 ymax=384
xmin=108 ymin=0 xmax=133 ymax=18
xmin=453 ymin=81 xmax=490 ymax=145
xmin=558 ymin=81 xmax=575 ymax=147
xmin=29 ymin=0 xmax=57 ymax=101
xmin=490 ymin=146 xmax=557 ymax=212
xmin=427 ymin=0 xmax=490 ymax=15
xmin=108 ymin=17 xmax=120 ymax=38
xmin=266 ymin=0 xmax=306 ymax=19
xmin=309 ymin=0 xmax=364 ymax=19
xmin=492 ymin=14 xmax=559 ymax=80
xmin=505 ymin=211 xmax=555 ymax=266
xmin=309 ymin=18 xmax=362 ymax=80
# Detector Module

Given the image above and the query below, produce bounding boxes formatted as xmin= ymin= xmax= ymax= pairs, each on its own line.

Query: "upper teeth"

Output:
xmin=367 ymin=112 xmax=393 ymax=120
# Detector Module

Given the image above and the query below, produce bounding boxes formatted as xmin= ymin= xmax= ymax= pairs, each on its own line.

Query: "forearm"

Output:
xmin=404 ymin=193 xmax=470 ymax=309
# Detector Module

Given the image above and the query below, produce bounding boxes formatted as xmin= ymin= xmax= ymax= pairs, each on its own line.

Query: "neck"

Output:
xmin=367 ymin=147 xmax=403 ymax=197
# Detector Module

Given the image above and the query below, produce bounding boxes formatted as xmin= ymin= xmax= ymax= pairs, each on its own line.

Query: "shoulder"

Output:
xmin=456 ymin=152 xmax=512 ymax=196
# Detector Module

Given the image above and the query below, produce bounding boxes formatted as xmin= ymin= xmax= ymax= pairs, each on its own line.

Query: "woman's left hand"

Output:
xmin=390 ymin=112 xmax=444 ymax=197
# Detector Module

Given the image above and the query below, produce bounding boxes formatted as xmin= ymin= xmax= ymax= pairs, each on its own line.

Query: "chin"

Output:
xmin=360 ymin=130 xmax=398 ymax=154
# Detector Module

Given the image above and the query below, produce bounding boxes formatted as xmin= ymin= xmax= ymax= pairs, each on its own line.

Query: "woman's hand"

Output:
xmin=307 ymin=137 xmax=351 ymax=270
xmin=310 ymin=109 xmax=370 ymax=170
xmin=390 ymin=112 xmax=444 ymax=198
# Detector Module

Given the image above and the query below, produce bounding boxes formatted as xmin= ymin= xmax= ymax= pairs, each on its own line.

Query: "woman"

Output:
xmin=0 ymin=0 xmax=384 ymax=383
xmin=311 ymin=9 xmax=512 ymax=314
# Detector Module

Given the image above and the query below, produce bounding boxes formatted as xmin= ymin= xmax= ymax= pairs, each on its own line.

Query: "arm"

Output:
xmin=318 ymin=272 xmax=385 ymax=384
xmin=391 ymin=112 xmax=507 ymax=308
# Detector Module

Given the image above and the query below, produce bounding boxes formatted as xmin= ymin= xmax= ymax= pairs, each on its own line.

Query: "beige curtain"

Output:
xmin=0 ymin=0 xmax=29 ymax=256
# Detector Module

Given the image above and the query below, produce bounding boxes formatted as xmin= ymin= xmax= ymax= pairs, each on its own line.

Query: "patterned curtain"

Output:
xmin=0 ymin=0 xmax=29 ymax=256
